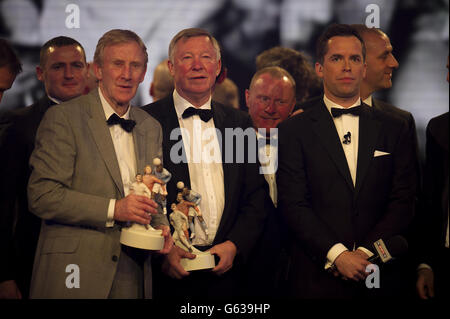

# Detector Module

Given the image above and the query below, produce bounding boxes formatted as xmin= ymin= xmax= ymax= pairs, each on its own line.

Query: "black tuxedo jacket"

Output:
xmin=277 ymin=97 xmax=418 ymax=298
xmin=142 ymin=95 xmax=272 ymax=297
xmin=372 ymin=98 xmax=421 ymax=174
xmin=0 ymin=95 xmax=55 ymax=297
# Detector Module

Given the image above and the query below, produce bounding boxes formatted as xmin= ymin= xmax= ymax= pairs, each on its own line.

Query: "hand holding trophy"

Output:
xmin=119 ymin=169 xmax=165 ymax=250
xmin=169 ymin=181 xmax=215 ymax=271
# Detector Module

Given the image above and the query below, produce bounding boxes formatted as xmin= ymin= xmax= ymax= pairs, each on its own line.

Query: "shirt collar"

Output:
xmin=255 ymin=128 xmax=279 ymax=140
xmin=323 ymin=94 xmax=361 ymax=116
xmin=98 ymin=87 xmax=131 ymax=120
xmin=363 ymin=95 xmax=373 ymax=107
xmin=173 ymin=89 xmax=212 ymax=119
xmin=47 ymin=95 xmax=62 ymax=105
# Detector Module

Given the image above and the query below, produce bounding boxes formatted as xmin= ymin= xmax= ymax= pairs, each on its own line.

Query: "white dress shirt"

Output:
xmin=173 ymin=90 xmax=225 ymax=246
xmin=47 ymin=95 xmax=62 ymax=105
xmin=324 ymin=95 xmax=360 ymax=186
xmin=322 ymin=95 xmax=373 ymax=269
xmin=98 ymin=88 xmax=137 ymax=227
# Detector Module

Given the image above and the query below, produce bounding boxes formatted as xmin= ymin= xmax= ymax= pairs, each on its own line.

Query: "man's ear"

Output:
xmin=315 ymin=62 xmax=324 ymax=79
xmin=216 ymin=59 xmax=222 ymax=77
xmin=93 ymin=62 xmax=102 ymax=81
xmin=150 ymin=82 xmax=155 ymax=98
xmin=36 ymin=66 xmax=44 ymax=82
xmin=362 ymin=62 xmax=367 ymax=79
xmin=168 ymin=59 xmax=175 ymax=77
xmin=244 ymin=89 xmax=250 ymax=109
xmin=138 ymin=63 xmax=147 ymax=83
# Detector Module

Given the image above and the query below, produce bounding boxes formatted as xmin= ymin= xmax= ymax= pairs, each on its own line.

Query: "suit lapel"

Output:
xmin=310 ymin=101 xmax=354 ymax=190
xmin=355 ymin=104 xmax=381 ymax=196
xmin=210 ymin=101 xmax=234 ymax=240
xmin=86 ymin=90 xmax=124 ymax=197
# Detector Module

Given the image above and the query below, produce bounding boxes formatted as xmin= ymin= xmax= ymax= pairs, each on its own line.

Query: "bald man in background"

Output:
xmin=243 ymin=66 xmax=296 ymax=296
xmin=352 ymin=25 xmax=417 ymax=130
xmin=353 ymin=25 xmax=422 ymax=295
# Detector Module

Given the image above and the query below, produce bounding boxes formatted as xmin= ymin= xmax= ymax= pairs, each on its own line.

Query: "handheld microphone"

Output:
xmin=343 ymin=132 xmax=351 ymax=144
xmin=368 ymin=235 xmax=408 ymax=264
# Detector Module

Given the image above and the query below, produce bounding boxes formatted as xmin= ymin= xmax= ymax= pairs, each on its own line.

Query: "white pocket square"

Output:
xmin=374 ymin=150 xmax=390 ymax=157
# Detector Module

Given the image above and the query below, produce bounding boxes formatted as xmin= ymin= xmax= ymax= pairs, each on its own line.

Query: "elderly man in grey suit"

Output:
xmin=27 ymin=29 xmax=172 ymax=299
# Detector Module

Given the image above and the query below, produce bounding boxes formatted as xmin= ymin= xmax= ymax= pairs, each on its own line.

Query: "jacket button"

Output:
xmin=112 ymin=255 xmax=118 ymax=262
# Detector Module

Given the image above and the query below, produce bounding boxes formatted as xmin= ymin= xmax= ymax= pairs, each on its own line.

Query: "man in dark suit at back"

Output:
xmin=0 ymin=36 xmax=88 ymax=299
xmin=0 ymin=37 xmax=22 ymax=299
xmin=415 ymin=56 xmax=449 ymax=300
xmin=143 ymin=28 xmax=271 ymax=298
xmin=0 ymin=38 xmax=22 ymax=104
xmin=277 ymin=24 xmax=418 ymax=298
xmin=352 ymin=24 xmax=421 ymax=296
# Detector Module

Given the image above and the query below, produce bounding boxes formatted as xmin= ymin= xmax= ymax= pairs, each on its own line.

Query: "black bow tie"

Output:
xmin=106 ymin=113 xmax=136 ymax=132
xmin=182 ymin=107 xmax=213 ymax=122
xmin=331 ymin=106 xmax=362 ymax=118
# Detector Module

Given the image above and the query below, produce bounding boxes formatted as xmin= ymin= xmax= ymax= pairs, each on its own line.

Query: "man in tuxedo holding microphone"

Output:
xmin=277 ymin=24 xmax=418 ymax=298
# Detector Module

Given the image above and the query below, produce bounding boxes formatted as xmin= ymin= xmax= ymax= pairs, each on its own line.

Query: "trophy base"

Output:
xmin=120 ymin=224 xmax=164 ymax=250
xmin=180 ymin=247 xmax=215 ymax=271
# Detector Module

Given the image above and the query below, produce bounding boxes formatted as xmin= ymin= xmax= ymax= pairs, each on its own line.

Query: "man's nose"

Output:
xmin=265 ymin=100 xmax=277 ymax=114
xmin=192 ymin=56 xmax=204 ymax=70
xmin=389 ymin=54 xmax=399 ymax=69
xmin=64 ymin=66 xmax=74 ymax=79
xmin=121 ymin=65 xmax=132 ymax=80
xmin=343 ymin=59 xmax=352 ymax=72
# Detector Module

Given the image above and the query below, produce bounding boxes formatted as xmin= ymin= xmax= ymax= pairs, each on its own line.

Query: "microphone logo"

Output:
xmin=343 ymin=131 xmax=351 ymax=144
xmin=373 ymin=239 xmax=393 ymax=263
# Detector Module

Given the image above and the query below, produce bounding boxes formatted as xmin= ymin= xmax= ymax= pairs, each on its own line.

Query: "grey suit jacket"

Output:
xmin=27 ymin=90 xmax=167 ymax=298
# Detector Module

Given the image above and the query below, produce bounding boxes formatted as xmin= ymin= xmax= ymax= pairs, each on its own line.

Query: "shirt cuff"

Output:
xmin=417 ymin=263 xmax=432 ymax=272
xmin=356 ymin=246 xmax=374 ymax=258
xmin=106 ymin=199 xmax=115 ymax=227
xmin=325 ymin=243 xmax=348 ymax=269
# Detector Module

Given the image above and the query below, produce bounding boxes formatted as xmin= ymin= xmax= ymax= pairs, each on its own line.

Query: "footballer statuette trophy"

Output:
xmin=169 ymin=181 xmax=215 ymax=271
xmin=120 ymin=159 xmax=169 ymax=250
